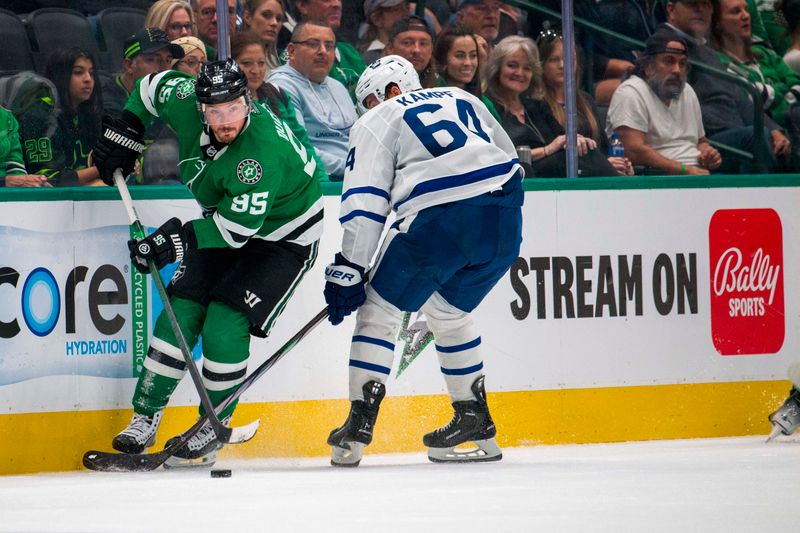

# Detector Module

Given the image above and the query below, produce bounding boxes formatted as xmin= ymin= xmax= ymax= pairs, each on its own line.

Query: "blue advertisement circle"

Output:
xmin=21 ymin=267 xmax=60 ymax=337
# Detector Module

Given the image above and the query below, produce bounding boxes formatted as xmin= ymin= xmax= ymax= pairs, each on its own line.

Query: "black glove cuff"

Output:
xmin=334 ymin=252 xmax=365 ymax=276
xmin=120 ymin=110 xmax=145 ymax=137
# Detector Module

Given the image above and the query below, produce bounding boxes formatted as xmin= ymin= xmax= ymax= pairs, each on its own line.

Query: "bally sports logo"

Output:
xmin=709 ymin=208 xmax=784 ymax=355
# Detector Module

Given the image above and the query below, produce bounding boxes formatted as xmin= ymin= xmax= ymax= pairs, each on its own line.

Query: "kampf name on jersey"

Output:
xmin=338 ymin=86 xmax=521 ymax=268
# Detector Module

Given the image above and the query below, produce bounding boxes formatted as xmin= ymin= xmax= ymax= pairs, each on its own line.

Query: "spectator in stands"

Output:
xmin=485 ymin=36 xmax=617 ymax=177
xmin=570 ymin=1 xmax=638 ymax=105
xmin=537 ymin=29 xmax=633 ymax=175
xmin=754 ymin=0 xmax=791 ymax=54
xmin=146 ymin=0 xmax=196 ymax=41
xmin=606 ymin=29 xmax=722 ymax=175
xmin=102 ymin=29 xmax=184 ymax=185
xmin=454 ymin=0 xmax=501 ymax=45
xmin=243 ymin=0 xmax=286 ymax=70
xmin=292 ymin=0 xmax=366 ymax=95
xmin=193 ymin=0 xmax=238 ymax=60
xmin=358 ymin=0 xmax=442 ymax=65
xmin=475 ymin=32 xmax=490 ymax=61
xmin=385 ymin=16 xmax=438 ymax=88
xmin=268 ymin=21 xmax=358 ymax=180
xmin=0 ymin=106 xmax=49 ymax=187
xmin=780 ymin=0 xmax=800 ymax=73
xmin=359 ymin=0 xmax=414 ymax=64
xmin=711 ymin=0 xmax=800 ymax=167
xmin=19 ymin=48 xmax=103 ymax=186
xmin=231 ymin=31 xmax=328 ymax=181
xmin=664 ymin=0 xmax=783 ymax=172
xmin=433 ymin=25 xmax=500 ymax=120
xmin=172 ymin=36 xmax=208 ymax=77
xmin=102 ymin=28 xmax=185 ymax=115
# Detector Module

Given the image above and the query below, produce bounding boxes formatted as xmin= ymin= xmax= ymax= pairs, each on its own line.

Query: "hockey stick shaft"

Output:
xmin=83 ymin=306 xmax=328 ymax=471
xmin=113 ymin=170 xmax=238 ymax=443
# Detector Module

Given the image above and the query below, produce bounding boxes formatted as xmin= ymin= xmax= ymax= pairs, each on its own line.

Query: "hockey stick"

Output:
xmin=112 ymin=169 xmax=258 ymax=445
xmin=83 ymin=306 xmax=329 ymax=471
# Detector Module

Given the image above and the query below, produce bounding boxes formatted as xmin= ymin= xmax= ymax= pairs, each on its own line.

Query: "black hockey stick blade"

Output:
xmin=82 ymin=306 xmax=328 ymax=472
xmin=83 ymin=413 xmax=212 ymax=472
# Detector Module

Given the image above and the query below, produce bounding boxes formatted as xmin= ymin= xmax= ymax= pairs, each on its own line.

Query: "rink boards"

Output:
xmin=0 ymin=176 xmax=798 ymax=474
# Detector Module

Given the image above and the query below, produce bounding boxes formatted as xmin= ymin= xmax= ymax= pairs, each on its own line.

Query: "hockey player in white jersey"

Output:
xmin=323 ymin=55 xmax=523 ymax=466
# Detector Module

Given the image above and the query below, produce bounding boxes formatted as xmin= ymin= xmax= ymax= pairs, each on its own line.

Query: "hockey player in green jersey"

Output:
xmin=91 ymin=59 xmax=323 ymax=467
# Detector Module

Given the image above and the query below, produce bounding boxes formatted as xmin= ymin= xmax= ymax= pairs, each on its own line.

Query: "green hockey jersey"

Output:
xmin=124 ymin=70 xmax=323 ymax=250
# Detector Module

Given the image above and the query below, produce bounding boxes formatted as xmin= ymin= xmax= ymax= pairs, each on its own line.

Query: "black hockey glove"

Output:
xmin=127 ymin=218 xmax=196 ymax=274
xmin=92 ymin=114 xmax=145 ymax=185
xmin=324 ymin=253 xmax=366 ymax=325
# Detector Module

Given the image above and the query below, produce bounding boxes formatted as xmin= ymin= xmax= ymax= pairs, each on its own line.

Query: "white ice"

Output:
xmin=1 ymin=436 xmax=799 ymax=533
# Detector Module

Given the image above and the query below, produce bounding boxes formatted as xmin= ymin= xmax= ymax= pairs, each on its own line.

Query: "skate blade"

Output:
xmin=163 ymin=450 xmax=218 ymax=469
xmin=331 ymin=441 xmax=364 ymax=467
xmin=766 ymin=424 xmax=785 ymax=443
xmin=427 ymin=438 xmax=503 ymax=463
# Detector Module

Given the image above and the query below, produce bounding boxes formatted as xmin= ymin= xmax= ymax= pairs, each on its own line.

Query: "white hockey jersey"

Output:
xmin=339 ymin=86 xmax=521 ymax=269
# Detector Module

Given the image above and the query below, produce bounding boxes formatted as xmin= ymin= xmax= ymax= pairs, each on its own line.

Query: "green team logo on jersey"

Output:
xmin=176 ymin=79 xmax=196 ymax=100
xmin=237 ymin=159 xmax=263 ymax=184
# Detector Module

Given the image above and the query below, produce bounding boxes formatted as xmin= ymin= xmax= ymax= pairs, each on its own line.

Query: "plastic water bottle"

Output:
xmin=608 ymin=133 xmax=625 ymax=157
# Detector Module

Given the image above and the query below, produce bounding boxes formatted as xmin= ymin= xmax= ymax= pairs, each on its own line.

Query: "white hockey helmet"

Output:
xmin=355 ymin=55 xmax=422 ymax=115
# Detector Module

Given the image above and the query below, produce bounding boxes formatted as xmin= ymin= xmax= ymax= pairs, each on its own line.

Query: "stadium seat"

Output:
xmin=0 ymin=9 xmax=36 ymax=72
xmin=96 ymin=7 xmax=148 ymax=72
xmin=26 ymin=8 xmax=101 ymax=72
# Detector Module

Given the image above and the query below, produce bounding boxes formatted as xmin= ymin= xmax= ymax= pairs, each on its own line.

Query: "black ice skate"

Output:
xmin=423 ymin=376 xmax=502 ymax=463
xmin=112 ymin=410 xmax=164 ymax=454
xmin=328 ymin=381 xmax=386 ymax=467
xmin=163 ymin=416 xmax=230 ymax=468
xmin=767 ymin=389 xmax=800 ymax=442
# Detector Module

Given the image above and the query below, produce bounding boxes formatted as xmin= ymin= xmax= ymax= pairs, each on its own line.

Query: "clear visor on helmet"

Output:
xmin=201 ymin=97 xmax=249 ymax=126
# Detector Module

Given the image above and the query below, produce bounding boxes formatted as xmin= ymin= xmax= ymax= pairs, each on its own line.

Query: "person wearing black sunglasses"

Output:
xmin=538 ymin=32 xmax=633 ymax=175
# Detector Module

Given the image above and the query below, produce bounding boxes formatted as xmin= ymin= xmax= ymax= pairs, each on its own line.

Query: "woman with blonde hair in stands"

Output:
xmin=485 ymin=36 xmax=618 ymax=177
xmin=537 ymin=29 xmax=632 ymax=176
xmin=243 ymin=0 xmax=287 ymax=71
xmin=145 ymin=0 xmax=196 ymax=41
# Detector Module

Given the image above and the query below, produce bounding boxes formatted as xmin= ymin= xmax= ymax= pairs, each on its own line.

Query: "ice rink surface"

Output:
xmin=2 ymin=436 xmax=799 ymax=533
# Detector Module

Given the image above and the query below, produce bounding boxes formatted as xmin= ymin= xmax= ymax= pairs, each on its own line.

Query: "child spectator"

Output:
xmin=19 ymin=48 xmax=104 ymax=186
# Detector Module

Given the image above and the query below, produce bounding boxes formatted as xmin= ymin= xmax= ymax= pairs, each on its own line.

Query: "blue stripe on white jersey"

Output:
xmin=395 ymin=159 xmax=520 ymax=210
xmin=338 ymin=86 xmax=521 ymax=270
xmin=341 ymin=186 xmax=391 ymax=202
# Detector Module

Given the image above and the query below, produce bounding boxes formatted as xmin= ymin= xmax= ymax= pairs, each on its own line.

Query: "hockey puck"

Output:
xmin=210 ymin=469 xmax=231 ymax=478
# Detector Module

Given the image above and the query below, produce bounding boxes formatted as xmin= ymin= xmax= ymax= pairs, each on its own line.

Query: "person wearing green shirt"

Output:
xmin=0 ymin=106 xmax=49 ymax=187
xmin=712 ymin=0 xmax=800 ymax=168
xmin=91 ymin=59 xmax=323 ymax=468
xmin=231 ymin=30 xmax=329 ymax=182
